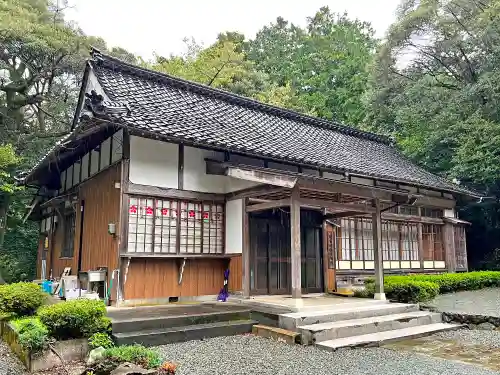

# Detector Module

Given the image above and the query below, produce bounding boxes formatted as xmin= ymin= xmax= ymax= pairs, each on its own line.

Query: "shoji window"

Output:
xmin=454 ymin=226 xmax=467 ymax=270
xmin=127 ymin=196 xmax=224 ymax=254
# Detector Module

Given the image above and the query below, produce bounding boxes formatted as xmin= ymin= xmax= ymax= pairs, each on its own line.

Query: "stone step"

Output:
xmin=299 ymin=311 xmax=442 ymax=345
xmin=112 ymin=319 xmax=257 ymax=347
xmin=280 ymin=303 xmax=419 ymax=331
xmin=316 ymin=323 xmax=462 ymax=351
xmin=111 ymin=309 xmax=251 ymax=333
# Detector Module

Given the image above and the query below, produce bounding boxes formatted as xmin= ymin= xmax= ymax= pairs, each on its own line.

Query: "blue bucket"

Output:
xmin=41 ymin=280 xmax=53 ymax=294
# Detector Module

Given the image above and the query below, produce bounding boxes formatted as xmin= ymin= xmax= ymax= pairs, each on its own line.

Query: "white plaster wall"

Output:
xmin=225 ymin=177 xmax=260 ymax=192
xmin=73 ymin=163 xmax=81 ymax=186
xmin=111 ymin=130 xmax=123 ymax=163
xmin=90 ymin=149 xmax=99 ymax=176
xmin=351 ymin=176 xmax=374 ymax=186
xmin=444 ymin=209 xmax=456 ymax=218
xmin=225 ymin=199 xmax=243 ymax=254
xmin=100 ymin=137 xmax=111 ymax=170
xmin=66 ymin=165 xmax=74 ymax=188
xmin=129 ymin=136 xmax=179 ymax=189
xmin=184 ymin=146 xmax=225 ymax=193
xmin=81 ymin=153 xmax=89 ymax=181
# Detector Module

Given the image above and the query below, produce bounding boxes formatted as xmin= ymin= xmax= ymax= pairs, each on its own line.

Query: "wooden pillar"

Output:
xmin=290 ymin=187 xmax=301 ymax=299
xmin=372 ymin=199 xmax=385 ymax=300
xmin=242 ymin=198 xmax=251 ymax=298
xmin=417 ymin=208 xmax=424 ymax=269
xmin=443 ymin=222 xmax=456 ymax=272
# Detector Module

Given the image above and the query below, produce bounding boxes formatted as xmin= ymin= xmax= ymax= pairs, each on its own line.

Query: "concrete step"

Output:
xmin=316 ymin=323 xmax=462 ymax=351
xmin=299 ymin=311 xmax=442 ymax=345
xmin=280 ymin=303 xmax=420 ymax=331
xmin=111 ymin=309 xmax=251 ymax=333
xmin=296 ymin=299 xmax=389 ymax=313
xmin=113 ymin=319 xmax=257 ymax=347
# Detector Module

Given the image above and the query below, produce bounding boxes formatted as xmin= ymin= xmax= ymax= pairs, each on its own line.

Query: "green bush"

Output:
xmin=358 ymin=271 xmax=500 ymax=302
xmin=103 ymin=345 xmax=162 ymax=369
xmin=0 ymin=282 xmax=47 ymax=316
xmin=11 ymin=317 xmax=49 ymax=352
xmin=402 ymin=271 xmax=500 ymax=293
xmin=88 ymin=332 xmax=114 ymax=349
xmin=384 ymin=280 xmax=439 ymax=303
xmin=37 ymin=299 xmax=110 ymax=340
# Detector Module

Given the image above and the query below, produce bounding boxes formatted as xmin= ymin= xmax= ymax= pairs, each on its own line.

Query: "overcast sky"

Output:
xmin=65 ymin=0 xmax=401 ymax=60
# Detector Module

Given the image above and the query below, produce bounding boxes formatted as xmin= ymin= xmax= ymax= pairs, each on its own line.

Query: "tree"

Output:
xmin=365 ymin=0 xmax=500 ymax=268
xmin=149 ymin=35 xmax=307 ymax=111
xmin=247 ymin=7 xmax=377 ymax=124
xmin=0 ymin=0 xmax=135 ymax=281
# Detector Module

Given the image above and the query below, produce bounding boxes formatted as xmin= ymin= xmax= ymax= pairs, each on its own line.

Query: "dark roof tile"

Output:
xmin=86 ymin=51 xmax=476 ymax=195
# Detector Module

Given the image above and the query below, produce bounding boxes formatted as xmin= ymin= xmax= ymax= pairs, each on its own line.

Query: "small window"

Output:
xmin=61 ymin=212 xmax=76 ymax=258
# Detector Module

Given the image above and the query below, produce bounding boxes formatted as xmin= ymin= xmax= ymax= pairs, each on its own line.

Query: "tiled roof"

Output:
xmin=21 ymin=49 xmax=478 ymax=197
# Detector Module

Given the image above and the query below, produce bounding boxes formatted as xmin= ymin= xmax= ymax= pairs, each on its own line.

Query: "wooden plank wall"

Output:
xmin=228 ymin=255 xmax=242 ymax=292
xmin=50 ymin=219 xmax=77 ymax=278
xmin=78 ymin=163 xmax=121 ymax=271
xmin=35 ymin=236 xmax=44 ymax=279
xmin=124 ymin=258 xmax=228 ymax=300
xmin=45 ymin=164 xmax=121 ymax=280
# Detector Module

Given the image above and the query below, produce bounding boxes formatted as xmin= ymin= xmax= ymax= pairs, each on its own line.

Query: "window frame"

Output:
xmin=127 ymin=195 xmax=225 ymax=255
xmin=61 ymin=210 xmax=76 ymax=258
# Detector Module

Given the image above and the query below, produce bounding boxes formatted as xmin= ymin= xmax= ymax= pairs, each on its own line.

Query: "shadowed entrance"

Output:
xmin=249 ymin=209 xmax=323 ymax=295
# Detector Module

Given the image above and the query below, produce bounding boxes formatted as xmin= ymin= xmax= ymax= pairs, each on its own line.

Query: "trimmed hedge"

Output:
xmin=358 ymin=271 xmax=500 ymax=303
xmin=361 ymin=279 xmax=439 ymax=303
xmin=0 ymin=282 xmax=47 ymax=316
xmin=37 ymin=299 xmax=110 ymax=340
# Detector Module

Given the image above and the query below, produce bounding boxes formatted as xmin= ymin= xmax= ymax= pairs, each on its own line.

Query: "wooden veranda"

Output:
xmin=224 ymin=165 xmax=456 ymax=300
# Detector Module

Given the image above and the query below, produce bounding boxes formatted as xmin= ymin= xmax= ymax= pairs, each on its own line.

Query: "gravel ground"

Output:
xmin=430 ymin=329 xmax=500 ymax=348
xmin=154 ymin=335 xmax=500 ymax=375
xmin=0 ymin=340 xmax=27 ymax=375
xmin=429 ymin=288 xmax=500 ymax=316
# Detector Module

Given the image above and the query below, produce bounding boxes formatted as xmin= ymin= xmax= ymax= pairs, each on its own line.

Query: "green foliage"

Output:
xmin=11 ymin=317 xmax=49 ymax=352
xmin=365 ymin=0 xmax=500 ymax=267
xmin=1 ymin=220 xmax=38 ymax=283
xmin=0 ymin=0 xmax=136 ymax=277
xmin=37 ymin=299 xmax=110 ymax=340
xmin=88 ymin=332 xmax=114 ymax=350
xmin=0 ymin=144 xmax=19 ymax=194
xmin=361 ymin=278 xmax=439 ymax=303
xmin=359 ymin=271 xmax=500 ymax=302
xmin=0 ymin=282 xmax=46 ymax=316
xmin=386 ymin=271 xmax=500 ymax=294
xmin=247 ymin=7 xmax=377 ymax=124
xmin=103 ymin=345 xmax=162 ymax=369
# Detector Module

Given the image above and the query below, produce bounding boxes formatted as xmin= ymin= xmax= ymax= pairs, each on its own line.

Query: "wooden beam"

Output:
xmin=381 ymin=213 xmax=443 ymax=225
xmin=246 ymin=199 xmax=290 ymax=213
xmin=127 ymin=183 xmax=225 ymax=202
xmin=290 ymin=187 xmax=301 ymax=298
xmin=242 ymin=198 xmax=251 ymax=298
xmin=298 ymin=179 xmax=408 ymax=201
xmin=298 ymin=197 xmax=375 ymax=214
xmin=323 ymin=211 xmax=365 ymax=220
xmin=227 ymin=167 xmax=297 ymax=188
xmin=226 ymin=185 xmax=286 ymax=201
xmin=372 ymin=199 xmax=385 ymax=300
xmin=178 ymin=144 xmax=184 ymax=190
xmin=415 ymin=196 xmax=455 ymax=209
